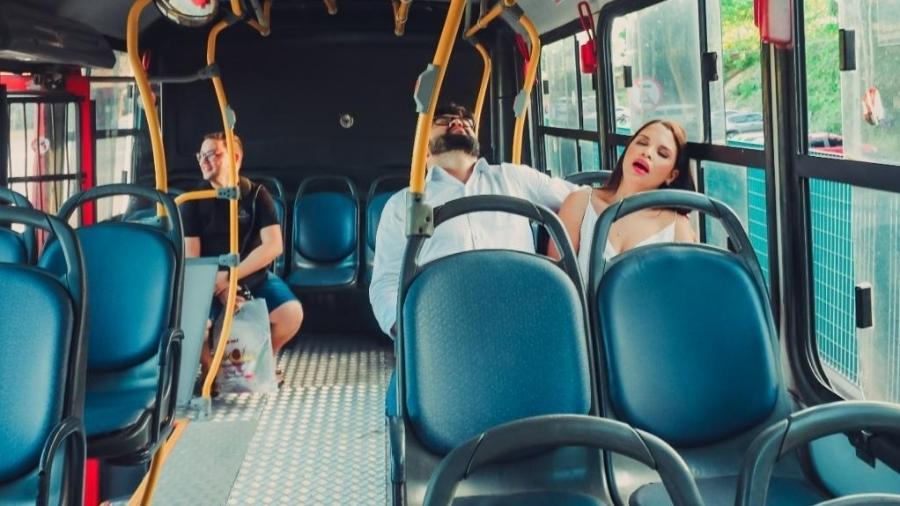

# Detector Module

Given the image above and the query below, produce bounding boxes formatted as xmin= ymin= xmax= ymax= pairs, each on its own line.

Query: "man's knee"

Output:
xmin=270 ymin=300 xmax=303 ymax=333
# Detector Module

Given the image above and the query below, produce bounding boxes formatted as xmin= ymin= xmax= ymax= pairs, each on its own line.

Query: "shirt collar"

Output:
xmin=426 ymin=157 xmax=489 ymax=184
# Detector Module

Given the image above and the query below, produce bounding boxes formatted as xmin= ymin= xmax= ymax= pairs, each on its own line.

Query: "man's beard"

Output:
xmin=429 ymin=132 xmax=480 ymax=157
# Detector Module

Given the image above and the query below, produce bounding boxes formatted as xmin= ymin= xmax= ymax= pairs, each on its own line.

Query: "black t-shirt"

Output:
xmin=181 ymin=177 xmax=279 ymax=285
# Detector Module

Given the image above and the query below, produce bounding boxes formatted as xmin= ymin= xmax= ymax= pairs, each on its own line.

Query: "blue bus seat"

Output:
xmin=41 ymin=184 xmax=184 ymax=464
xmin=253 ymin=175 xmax=288 ymax=277
xmin=391 ymin=195 xmax=602 ymax=505
xmin=0 ymin=188 xmax=36 ymax=263
xmin=364 ymin=174 xmax=407 ymax=285
xmin=287 ymin=175 xmax=359 ymax=289
xmin=0 ymin=207 xmax=86 ymax=505
xmin=586 ymin=191 xmax=825 ymax=505
xmin=565 ymin=170 xmax=612 ymax=188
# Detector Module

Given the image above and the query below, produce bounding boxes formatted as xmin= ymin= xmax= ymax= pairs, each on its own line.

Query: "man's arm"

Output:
xmin=236 ymin=223 xmax=283 ymax=279
xmin=185 ymin=236 xmax=201 ymax=258
xmin=212 ymin=224 xmax=282 ymax=296
xmin=369 ymin=193 xmax=406 ymax=338
xmin=518 ymin=164 xmax=577 ymax=211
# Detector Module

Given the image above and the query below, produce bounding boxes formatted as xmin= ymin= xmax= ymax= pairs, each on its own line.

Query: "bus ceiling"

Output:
xmin=0 ymin=1 xmax=115 ymax=71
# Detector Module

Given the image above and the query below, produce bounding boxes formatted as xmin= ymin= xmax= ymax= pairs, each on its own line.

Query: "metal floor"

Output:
xmin=155 ymin=333 xmax=393 ymax=505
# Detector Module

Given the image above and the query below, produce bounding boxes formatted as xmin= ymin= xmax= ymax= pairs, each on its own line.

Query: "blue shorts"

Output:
xmin=210 ymin=272 xmax=300 ymax=320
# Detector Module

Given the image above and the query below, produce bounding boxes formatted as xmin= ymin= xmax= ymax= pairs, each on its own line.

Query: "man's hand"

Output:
xmin=216 ymin=289 xmax=246 ymax=312
xmin=214 ymin=271 xmax=229 ymax=296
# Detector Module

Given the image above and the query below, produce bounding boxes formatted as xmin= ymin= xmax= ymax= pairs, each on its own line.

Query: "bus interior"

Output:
xmin=0 ymin=0 xmax=899 ymax=504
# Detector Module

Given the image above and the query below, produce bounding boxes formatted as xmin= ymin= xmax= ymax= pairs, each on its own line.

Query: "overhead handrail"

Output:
xmin=460 ymin=0 xmax=539 ymax=163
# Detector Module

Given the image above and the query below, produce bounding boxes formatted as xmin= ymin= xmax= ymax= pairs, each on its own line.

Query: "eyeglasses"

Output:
xmin=195 ymin=150 xmax=222 ymax=164
xmin=433 ymin=115 xmax=475 ymax=129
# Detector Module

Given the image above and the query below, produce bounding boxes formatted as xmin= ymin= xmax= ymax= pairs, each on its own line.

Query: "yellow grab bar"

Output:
xmin=393 ymin=0 xmax=412 ymax=36
xmin=463 ymin=0 xmax=514 ymax=39
xmin=174 ymin=189 xmax=218 ymax=206
xmin=472 ymin=42 xmax=491 ymax=136
xmin=409 ymin=0 xmax=467 ymax=193
xmin=511 ymin=14 xmax=540 ymax=164
xmin=127 ymin=0 xmax=167 ymax=208
xmin=200 ymin=18 xmax=242 ymax=402
xmin=248 ymin=0 xmax=273 ymax=35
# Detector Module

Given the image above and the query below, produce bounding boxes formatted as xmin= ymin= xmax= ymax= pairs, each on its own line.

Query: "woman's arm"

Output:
xmin=548 ymin=188 xmax=592 ymax=260
xmin=674 ymin=214 xmax=698 ymax=243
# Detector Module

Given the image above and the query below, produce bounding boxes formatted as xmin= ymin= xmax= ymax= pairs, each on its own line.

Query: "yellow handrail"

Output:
xmin=174 ymin=189 xmax=218 ymax=206
xmin=463 ymin=0 xmax=514 ymax=39
xmin=409 ymin=0 xmax=467 ymax=193
xmin=127 ymin=0 xmax=167 ymax=208
xmin=472 ymin=42 xmax=491 ymax=136
xmin=393 ymin=0 xmax=412 ymax=36
xmin=200 ymin=17 xmax=242 ymax=401
xmin=248 ymin=0 xmax=273 ymax=35
xmin=511 ymin=14 xmax=540 ymax=164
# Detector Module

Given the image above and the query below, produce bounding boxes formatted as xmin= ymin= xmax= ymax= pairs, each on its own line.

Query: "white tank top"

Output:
xmin=576 ymin=200 xmax=676 ymax=283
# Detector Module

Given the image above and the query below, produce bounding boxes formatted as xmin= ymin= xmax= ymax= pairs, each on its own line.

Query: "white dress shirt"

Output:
xmin=369 ymin=158 xmax=576 ymax=336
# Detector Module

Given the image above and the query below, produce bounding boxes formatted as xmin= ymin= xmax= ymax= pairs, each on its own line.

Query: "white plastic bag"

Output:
xmin=212 ymin=297 xmax=277 ymax=394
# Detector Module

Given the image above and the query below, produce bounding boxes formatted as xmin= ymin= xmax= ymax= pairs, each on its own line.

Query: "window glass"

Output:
xmin=804 ymin=0 xmax=900 ymax=162
xmin=706 ymin=0 xmax=765 ymax=146
xmin=544 ymin=135 xmax=579 ymax=178
xmin=579 ymin=140 xmax=601 ymax=172
xmin=809 ymin=180 xmax=900 ymax=403
xmin=610 ymin=0 xmax=704 ymax=141
xmin=540 ymin=37 xmax=579 ymax=129
xmin=701 ymin=162 xmax=770 ymax=283
xmin=576 ymin=32 xmax=599 ymax=131
xmin=835 ymin=0 xmax=900 ymax=164
xmin=89 ymin=51 xmax=138 ymax=220
xmin=6 ymin=101 xmax=80 ymax=215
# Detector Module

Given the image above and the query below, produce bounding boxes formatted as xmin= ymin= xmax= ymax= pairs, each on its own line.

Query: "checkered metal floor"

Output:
xmin=155 ymin=333 xmax=393 ymax=505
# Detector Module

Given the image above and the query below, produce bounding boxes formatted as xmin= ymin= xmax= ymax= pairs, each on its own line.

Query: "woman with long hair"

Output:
xmin=548 ymin=119 xmax=698 ymax=277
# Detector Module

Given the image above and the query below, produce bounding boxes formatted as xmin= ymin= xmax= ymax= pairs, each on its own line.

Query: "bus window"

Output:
xmin=538 ymin=31 xmax=602 ymax=175
xmin=5 ymin=99 xmax=81 ymax=224
xmin=576 ymin=32 xmax=598 ymax=132
xmin=810 ymin=180 xmax=900 ymax=404
xmin=540 ymin=36 xmax=579 ymax=130
xmin=804 ymin=0 xmax=900 ymax=162
xmin=706 ymin=0 xmax=766 ymax=146
xmin=89 ymin=51 xmax=139 ymax=221
xmin=578 ymin=140 xmax=601 ymax=172
xmin=544 ymin=135 xmax=578 ymax=178
xmin=701 ymin=162 xmax=770 ymax=282
xmin=610 ymin=0 xmax=704 ymax=141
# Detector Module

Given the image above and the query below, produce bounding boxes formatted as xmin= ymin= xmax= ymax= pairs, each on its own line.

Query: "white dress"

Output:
xmin=576 ymin=199 xmax=676 ymax=283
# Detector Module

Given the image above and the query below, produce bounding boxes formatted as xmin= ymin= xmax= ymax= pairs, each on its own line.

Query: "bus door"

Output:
xmin=1 ymin=73 xmax=95 ymax=243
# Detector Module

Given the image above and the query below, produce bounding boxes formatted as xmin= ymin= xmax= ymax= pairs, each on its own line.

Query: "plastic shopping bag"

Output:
xmin=212 ymin=297 xmax=277 ymax=394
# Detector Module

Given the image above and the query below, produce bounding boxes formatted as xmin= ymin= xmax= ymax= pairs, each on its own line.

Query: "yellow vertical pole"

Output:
xmin=472 ymin=42 xmax=492 ymax=136
xmin=511 ymin=15 xmax=540 ymax=165
xmin=409 ymin=0 xmax=467 ymax=193
xmin=200 ymin=19 xmax=242 ymax=400
xmin=126 ymin=0 xmax=167 ymax=207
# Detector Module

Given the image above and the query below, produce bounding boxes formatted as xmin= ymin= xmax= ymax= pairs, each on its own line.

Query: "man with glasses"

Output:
xmin=369 ymin=103 xmax=576 ymax=338
xmin=181 ymin=132 xmax=303 ymax=385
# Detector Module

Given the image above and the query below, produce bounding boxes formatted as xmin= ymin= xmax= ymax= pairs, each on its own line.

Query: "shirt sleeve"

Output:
xmin=254 ymin=186 xmax=280 ymax=229
xmin=369 ymin=192 xmax=407 ymax=338
xmin=518 ymin=165 xmax=577 ymax=212
xmin=180 ymin=199 xmax=202 ymax=237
